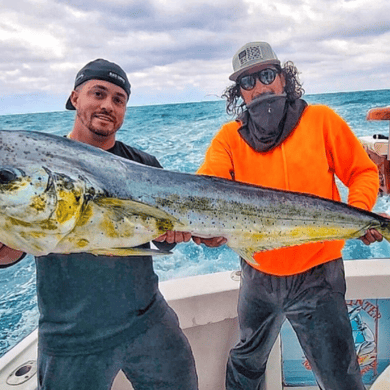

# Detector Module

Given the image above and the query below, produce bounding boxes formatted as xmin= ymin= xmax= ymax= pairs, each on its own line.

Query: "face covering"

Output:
xmin=237 ymin=94 xmax=307 ymax=152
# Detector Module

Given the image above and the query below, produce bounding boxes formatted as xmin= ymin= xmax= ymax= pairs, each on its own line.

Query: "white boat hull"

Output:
xmin=2 ymin=259 xmax=390 ymax=389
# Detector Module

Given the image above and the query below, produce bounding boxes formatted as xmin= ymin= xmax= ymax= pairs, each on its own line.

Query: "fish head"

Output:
xmin=0 ymin=163 xmax=88 ymax=254
xmin=49 ymin=171 xmax=89 ymax=231
xmin=0 ymin=165 xmax=57 ymax=223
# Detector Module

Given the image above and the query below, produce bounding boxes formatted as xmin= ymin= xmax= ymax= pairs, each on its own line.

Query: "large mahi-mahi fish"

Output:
xmin=0 ymin=130 xmax=389 ymax=264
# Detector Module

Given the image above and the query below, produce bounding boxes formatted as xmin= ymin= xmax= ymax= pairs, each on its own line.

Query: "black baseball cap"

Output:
xmin=66 ymin=59 xmax=131 ymax=110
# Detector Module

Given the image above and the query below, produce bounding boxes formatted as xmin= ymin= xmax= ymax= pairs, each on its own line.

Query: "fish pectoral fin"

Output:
xmin=94 ymin=197 xmax=182 ymax=225
xmin=227 ymin=245 xmax=261 ymax=266
xmin=90 ymin=247 xmax=173 ymax=257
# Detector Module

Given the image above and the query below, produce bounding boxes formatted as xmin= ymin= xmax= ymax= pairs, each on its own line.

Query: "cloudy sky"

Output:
xmin=1 ymin=0 xmax=390 ymax=115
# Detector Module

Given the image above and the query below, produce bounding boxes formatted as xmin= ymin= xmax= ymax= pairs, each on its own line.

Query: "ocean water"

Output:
xmin=1 ymin=89 xmax=390 ymax=358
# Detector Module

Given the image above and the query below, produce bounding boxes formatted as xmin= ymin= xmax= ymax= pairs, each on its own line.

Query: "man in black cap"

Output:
xmin=0 ymin=59 xmax=198 ymax=390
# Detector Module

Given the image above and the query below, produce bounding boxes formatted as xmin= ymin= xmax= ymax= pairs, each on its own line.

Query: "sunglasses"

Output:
xmin=238 ymin=68 xmax=279 ymax=91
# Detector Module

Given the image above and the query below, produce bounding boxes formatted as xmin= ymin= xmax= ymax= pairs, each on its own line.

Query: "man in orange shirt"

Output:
xmin=194 ymin=42 xmax=383 ymax=389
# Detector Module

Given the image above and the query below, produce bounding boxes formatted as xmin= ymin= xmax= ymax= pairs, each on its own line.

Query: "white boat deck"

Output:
xmin=1 ymin=258 xmax=390 ymax=389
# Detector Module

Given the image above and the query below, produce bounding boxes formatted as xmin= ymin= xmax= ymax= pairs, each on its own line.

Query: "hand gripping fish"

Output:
xmin=0 ymin=130 xmax=389 ymax=264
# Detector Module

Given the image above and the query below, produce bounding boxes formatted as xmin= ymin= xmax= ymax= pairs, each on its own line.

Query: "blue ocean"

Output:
xmin=1 ymin=89 xmax=390 ymax=361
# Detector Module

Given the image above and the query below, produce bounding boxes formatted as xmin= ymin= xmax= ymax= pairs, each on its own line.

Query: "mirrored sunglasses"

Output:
xmin=238 ymin=68 xmax=279 ymax=91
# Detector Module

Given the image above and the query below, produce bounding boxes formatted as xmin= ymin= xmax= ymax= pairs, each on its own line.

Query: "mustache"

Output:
xmin=93 ymin=110 xmax=115 ymax=121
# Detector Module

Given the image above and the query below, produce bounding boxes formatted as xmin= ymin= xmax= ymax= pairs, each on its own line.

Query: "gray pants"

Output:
xmin=38 ymin=306 xmax=198 ymax=390
xmin=226 ymin=258 xmax=365 ymax=390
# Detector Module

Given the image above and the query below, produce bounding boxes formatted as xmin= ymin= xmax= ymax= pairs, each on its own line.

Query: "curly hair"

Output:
xmin=222 ymin=61 xmax=305 ymax=117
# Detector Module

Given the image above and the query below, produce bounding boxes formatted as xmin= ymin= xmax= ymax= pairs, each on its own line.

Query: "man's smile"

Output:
xmin=93 ymin=113 xmax=114 ymax=122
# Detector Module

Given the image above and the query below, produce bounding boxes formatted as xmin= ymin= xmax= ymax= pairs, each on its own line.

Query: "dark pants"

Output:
xmin=226 ymin=258 xmax=365 ymax=390
xmin=38 ymin=306 xmax=198 ymax=390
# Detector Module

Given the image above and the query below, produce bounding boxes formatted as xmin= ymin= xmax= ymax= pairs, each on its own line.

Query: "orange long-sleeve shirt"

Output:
xmin=197 ymin=104 xmax=379 ymax=275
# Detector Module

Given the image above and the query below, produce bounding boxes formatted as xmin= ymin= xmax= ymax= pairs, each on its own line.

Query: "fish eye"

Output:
xmin=0 ymin=169 xmax=17 ymax=184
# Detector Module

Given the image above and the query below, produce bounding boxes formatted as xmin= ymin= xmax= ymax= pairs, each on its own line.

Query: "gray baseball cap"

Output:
xmin=229 ymin=42 xmax=280 ymax=81
xmin=66 ymin=59 xmax=131 ymax=110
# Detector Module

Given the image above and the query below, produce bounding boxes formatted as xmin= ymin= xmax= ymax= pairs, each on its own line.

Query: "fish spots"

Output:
xmin=77 ymin=239 xmax=89 ymax=248
xmin=156 ymin=219 xmax=174 ymax=233
xmin=97 ymin=212 xmax=136 ymax=239
xmin=54 ymin=177 xmax=84 ymax=225
xmin=76 ymin=203 xmax=94 ymax=227
xmin=95 ymin=198 xmax=126 ymax=207
xmin=29 ymin=231 xmax=48 ymax=239
xmin=278 ymin=224 xmax=364 ymax=244
xmin=289 ymin=226 xmax=344 ymax=240
xmin=156 ymin=195 xmax=214 ymax=215
xmin=38 ymin=220 xmax=60 ymax=231
xmin=5 ymin=215 xmax=58 ymax=231
xmin=56 ymin=197 xmax=80 ymax=224
xmin=31 ymin=195 xmax=48 ymax=212
xmin=6 ymin=217 xmax=32 ymax=228
xmin=100 ymin=218 xmax=119 ymax=238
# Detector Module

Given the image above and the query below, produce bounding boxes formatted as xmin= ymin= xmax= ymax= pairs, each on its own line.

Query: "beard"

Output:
xmin=77 ymin=108 xmax=123 ymax=137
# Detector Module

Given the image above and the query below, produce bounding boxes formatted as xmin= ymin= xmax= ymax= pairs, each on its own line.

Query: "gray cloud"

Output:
xmin=1 ymin=0 xmax=390 ymax=114
xmin=59 ymin=0 xmax=247 ymax=32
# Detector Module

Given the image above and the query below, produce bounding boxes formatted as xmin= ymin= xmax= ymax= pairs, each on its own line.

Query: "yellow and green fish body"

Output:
xmin=0 ymin=130 xmax=389 ymax=263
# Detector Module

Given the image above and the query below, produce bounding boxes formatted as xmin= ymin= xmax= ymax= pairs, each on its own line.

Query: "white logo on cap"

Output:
xmin=108 ymin=72 xmax=125 ymax=85
xmin=75 ymin=73 xmax=85 ymax=82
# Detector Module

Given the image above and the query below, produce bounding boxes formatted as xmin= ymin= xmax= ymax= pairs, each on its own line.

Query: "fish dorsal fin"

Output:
xmin=94 ymin=197 xmax=182 ymax=225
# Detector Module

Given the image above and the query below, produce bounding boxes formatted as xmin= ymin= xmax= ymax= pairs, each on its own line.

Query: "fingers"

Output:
xmin=360 ymin=228 xmax=383 ymax=246
xmin=372 ymin=229 xmax=384 ymax=242
xmin=359 ymin=213 xmax=390 ymax=246
xmin=154 ymin=231 xmax=192 ymax=244
xmin=156 ymin=232 xmax=227 ymax=246
xmin=153 ymin=233 xmax=167 ymax=242
xmin=192 ymin=236 xmax=227 ymax=248
xmin=172 ymin=232 xmax=191 ymax=243
xmin=0 ymin=242 xmax=25 ymax=264
xmin=192 ymin=236 xmax=202 ymax=245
